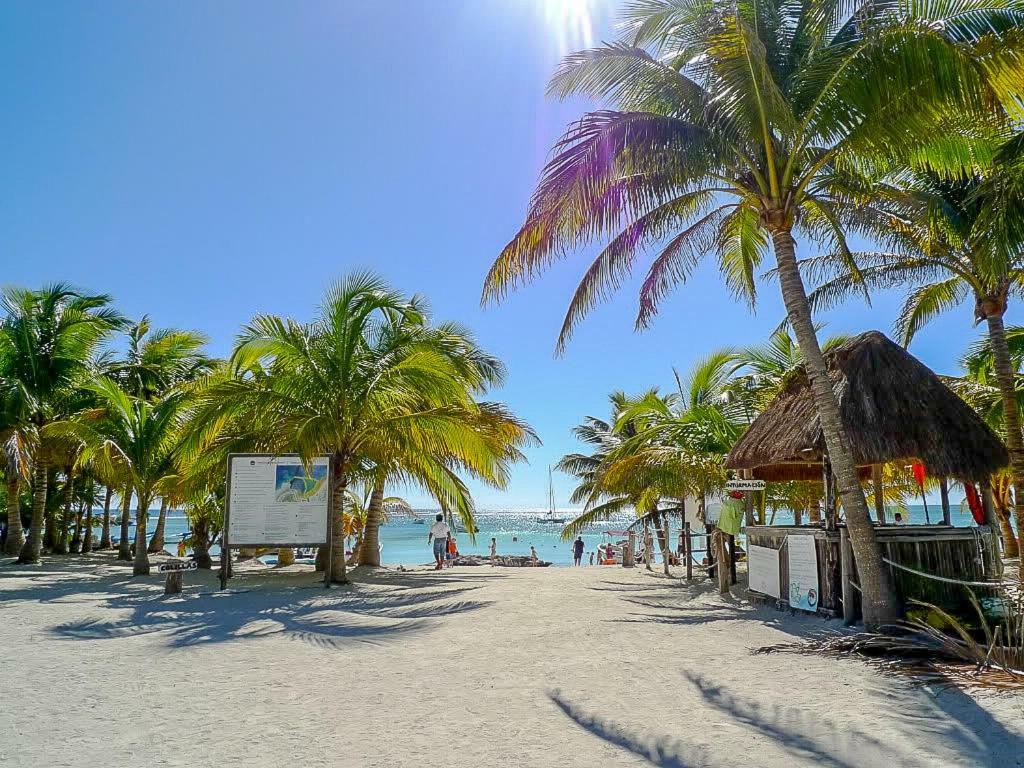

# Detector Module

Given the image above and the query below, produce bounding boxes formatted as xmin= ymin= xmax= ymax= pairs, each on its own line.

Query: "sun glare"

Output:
xmin=540 ymin=0 xmax=595 ymax=53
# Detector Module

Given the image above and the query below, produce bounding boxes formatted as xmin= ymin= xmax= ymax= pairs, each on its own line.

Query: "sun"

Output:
xmin=540 ymin=0 xmax=595 ymax=52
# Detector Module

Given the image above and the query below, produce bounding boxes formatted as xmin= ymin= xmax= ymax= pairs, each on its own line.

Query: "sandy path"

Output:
xmin=1 ymin=553 xmax=1022 ymax=768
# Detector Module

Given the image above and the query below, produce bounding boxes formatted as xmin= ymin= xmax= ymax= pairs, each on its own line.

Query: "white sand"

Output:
xmin=1 ymin=552 xmax=1022 ymax=768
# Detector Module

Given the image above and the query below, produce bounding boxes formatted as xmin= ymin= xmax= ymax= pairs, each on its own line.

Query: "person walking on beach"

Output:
xmin=572 ymin=536 xmax=585 ymax=566
xmin=428 ymin=513 xmax=450 ymax=571
xmin=489 ymin=537 xmax=497 ymax=566
xmin=589 ymin=551 xmax=594 ymax=566
xmin=530 ymin=545 xmax=538 ymax=566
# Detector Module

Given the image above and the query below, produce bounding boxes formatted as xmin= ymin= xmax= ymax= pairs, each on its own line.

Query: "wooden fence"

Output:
xmin=746 ymin=524 xmax=999 ymax=622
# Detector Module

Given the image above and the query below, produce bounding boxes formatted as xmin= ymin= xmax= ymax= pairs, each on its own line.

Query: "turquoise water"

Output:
xmin=128 ymin=502 xmax=997 ymax=568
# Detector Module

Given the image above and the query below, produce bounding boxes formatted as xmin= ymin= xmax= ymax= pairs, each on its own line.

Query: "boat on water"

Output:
xmin=539 ymin=466 xmax=566 ymax=524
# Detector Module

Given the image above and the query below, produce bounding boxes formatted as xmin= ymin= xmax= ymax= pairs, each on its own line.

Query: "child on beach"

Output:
xmin=489 ymin=537 xmax=497 ymax=566
xmin=530 ymin=546 xmax=538 ymax=566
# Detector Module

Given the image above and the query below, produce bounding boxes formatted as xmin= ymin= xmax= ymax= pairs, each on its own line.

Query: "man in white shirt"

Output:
xmin=427 ymin=514 xmax=450 ymax=571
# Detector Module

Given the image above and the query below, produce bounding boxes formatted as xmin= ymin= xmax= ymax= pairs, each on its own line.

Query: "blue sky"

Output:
xmin=0 ymin=1 xmax=1006 ymax=508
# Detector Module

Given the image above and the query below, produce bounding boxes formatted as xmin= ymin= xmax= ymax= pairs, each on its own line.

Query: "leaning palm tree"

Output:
xmin=0 ymin=284 xmax=122 ymax=563
xmin=484 ymin=0 xmax=1023 ymax=626
xmin=185 ymin=273 xmax=532 ymax=583
xmin=809 ymin=158 xmax=1024 ymax=556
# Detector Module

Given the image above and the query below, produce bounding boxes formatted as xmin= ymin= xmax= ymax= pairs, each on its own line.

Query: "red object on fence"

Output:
xmin=964 ymin=483 xmax=986 ymax=524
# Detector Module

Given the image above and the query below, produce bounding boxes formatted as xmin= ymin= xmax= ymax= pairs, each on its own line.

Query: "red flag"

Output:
xmin=912 ymin=463 xmax=926 ymax=488
xmin=964 ymin=484 xmax=986 ymax=525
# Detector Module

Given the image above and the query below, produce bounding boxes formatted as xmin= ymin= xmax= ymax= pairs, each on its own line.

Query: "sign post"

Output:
xmin=159 ymin=560 xmax=197 ymax=594
xmin=221 ymin=454 xmax=332 ymax=590
xmin=725 ymin=479 xmax=767 ymax=492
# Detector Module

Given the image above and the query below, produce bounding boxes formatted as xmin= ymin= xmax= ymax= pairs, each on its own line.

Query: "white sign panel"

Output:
xmin=158 ymin=561 xmax=198 ymax=573
xmin=725 ymin=479 xmax=766 ymax=491
xmin=747 ymin=545 xmax=781 ymax=598
xmin=227 ymin=455 xmax=330 ymax=546
xmin=787 ymin=535 xmax=819 ymax=611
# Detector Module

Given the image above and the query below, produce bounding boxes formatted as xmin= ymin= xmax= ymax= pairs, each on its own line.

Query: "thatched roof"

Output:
xmin=726 ymin=331 xmax=1008 ymax=482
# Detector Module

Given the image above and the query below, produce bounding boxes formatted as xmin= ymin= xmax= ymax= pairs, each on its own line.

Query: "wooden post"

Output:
xmin=684 ymin=522 xmax=692 ymax=580
xmin=939 ymin=477 xmax=951 ymax=525
xmin=164 ymin=571 xmax=182 ymax=595
xmin=840 ymin=527 xmax=856 ymax=625
xmin=706 ymin=523 xmax=716 ymax=579
xmin=871 ymin=464 xmax=886 ymax=524
xmin=728 ymin=534 xmax=737 ymax=585
xmin=624 ymin=530 xmax=635 ymax=568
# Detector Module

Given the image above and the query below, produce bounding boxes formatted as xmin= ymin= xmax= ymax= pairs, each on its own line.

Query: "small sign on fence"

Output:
xmin=725 ymin=479 xmax=766 ymax=491
xmin=158 ymin=561 xmax=198 ymax=573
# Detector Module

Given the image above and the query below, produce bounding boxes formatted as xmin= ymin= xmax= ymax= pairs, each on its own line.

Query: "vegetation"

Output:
xmin=0 ymin=274 xmax=531 ymax=582
xmin=485 ymin=0 xmax=1024 ymax=627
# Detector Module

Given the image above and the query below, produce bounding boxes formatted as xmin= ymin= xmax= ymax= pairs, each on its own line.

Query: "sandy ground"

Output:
xmin=1 ymin=552 xmax=1022 ymax=768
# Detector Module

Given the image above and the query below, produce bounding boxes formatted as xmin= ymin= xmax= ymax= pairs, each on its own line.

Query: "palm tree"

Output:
xmin=0 ymin=397 xmax=34 ymax=557
xmin=809 ymin=160 xmax=1024 ymax=554
xmin=186 ymin=273 xmax=532 ymax=583
xmin=0 ymin=284 xmax=122 ymax=563
xmin=55 ymin=378 xmax=187 ymax=575
xmin=104 ymin=316 xmax=213 ymax=553
xmin=484 ymin=0 xmax=1022 ymax=627
xmin=947 ymin=329 xmax=1024 ymax=554
xmin=561 ymin=356 xmax=742 ymax=584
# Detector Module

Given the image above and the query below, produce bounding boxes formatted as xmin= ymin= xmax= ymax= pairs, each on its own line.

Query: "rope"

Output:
xmin=880 ymin=557 xmax=1008 ymax=589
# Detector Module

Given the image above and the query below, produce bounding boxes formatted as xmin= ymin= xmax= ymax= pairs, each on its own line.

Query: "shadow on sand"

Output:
xmin=552 ymin=673 xmax=1022 ymax=768
xmin=2 ymin=555 xmax=499 ymax=651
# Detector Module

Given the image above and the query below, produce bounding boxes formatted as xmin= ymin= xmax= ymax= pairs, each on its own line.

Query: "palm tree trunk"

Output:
xmin=18 ymin=460 xmax=47 ymax=563
xmin=53 ymin=466 xmax=73 ymax=555
xmin=117 ymin=486 xmax=133 ymax=562
xmin=133 ymin=492 xmax=151 ymax=576
xmin=4 ymin=471 xmax=24 ymax=557
xmin=70 ymin=502 xmax=84 ymax=554
xmin=359 ymin=480 xmax=386 ymax=567
xmin=329 ymin=455 xmax=349 ymax=584
xmin=82 ymin=501 xmax=94 ymax=553
xmin=98 ymin=485 xmax=113 ymax=549
xmin=984 ymin=312 xmax=1024 ymax=576
xmin=192 ymin=518 xmax=212 ymax=569
xmin=995 ymin=503 xmax=1020 ymax=557
xmin=148 ymin=498 xmax=168 ymax=553
xmin=643 ymin=520 xmax=652 ymax=571
xmin=772 ymin=229 xmax=899 ymax=628
xmin=714 ymin=529 xmax=730 ymax=595
xmin=277 ymin=547 xmax=295 ymax=566
xmin=652 ymin=513 xmax=670 ymax=575
xmin=661 ymin=512 xmax=671 ymax=575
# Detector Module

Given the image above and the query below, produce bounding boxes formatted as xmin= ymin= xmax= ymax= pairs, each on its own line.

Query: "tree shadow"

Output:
xmin=682 ymin=670 xmax=1023 ymax=768
xmin=548 ymin=689 xmax=713 ymax=768
xmin=3 ymin=557 xmax=495 ymax=651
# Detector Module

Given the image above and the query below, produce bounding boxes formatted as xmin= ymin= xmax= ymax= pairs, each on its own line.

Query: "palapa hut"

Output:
xmin=726 ymin=331 xmax=1007 ymax=623
xmin=727 ymin=330 xmax=1008 ymax=485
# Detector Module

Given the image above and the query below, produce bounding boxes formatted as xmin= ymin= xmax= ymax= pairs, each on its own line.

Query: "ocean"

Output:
xmin=133 ymin=502 xmax=998 ymax=568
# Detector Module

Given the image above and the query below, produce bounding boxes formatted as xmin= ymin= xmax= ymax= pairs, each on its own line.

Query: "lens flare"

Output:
xmin=541 ymin=0 xmax=595 ymax=53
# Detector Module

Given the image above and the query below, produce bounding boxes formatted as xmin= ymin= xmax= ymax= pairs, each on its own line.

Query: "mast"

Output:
xmin=548 ymin=466 xmax=555 ymax=516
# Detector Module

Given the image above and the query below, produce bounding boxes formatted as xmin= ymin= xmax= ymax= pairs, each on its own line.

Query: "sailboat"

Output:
xmin=540 ymin=466 xmax=566 ymax=524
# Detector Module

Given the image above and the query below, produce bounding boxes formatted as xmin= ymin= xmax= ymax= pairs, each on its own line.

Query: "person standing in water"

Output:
xmin=427 ymin=513 xmax=450 ymax=571
xmin=572 ymin=536 xmax=585 ymax=566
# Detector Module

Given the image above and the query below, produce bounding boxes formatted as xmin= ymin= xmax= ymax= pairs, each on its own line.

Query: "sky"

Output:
xmin=1 ymin=0 xmax=1010 ymax=508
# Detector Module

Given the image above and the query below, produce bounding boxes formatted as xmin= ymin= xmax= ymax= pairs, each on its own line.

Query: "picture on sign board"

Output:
xmin=274 ymin=464 xmax=328 ymax=503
